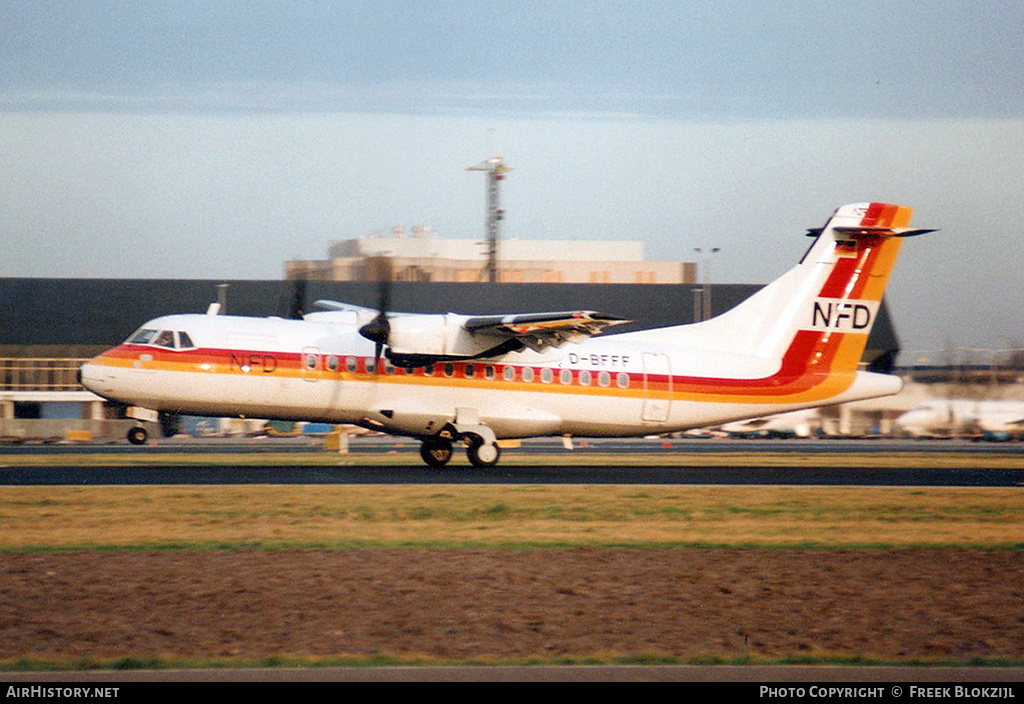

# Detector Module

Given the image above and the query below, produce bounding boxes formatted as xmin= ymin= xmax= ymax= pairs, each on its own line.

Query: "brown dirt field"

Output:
xmin=2 ymin=548 xmax=1023 ymax=664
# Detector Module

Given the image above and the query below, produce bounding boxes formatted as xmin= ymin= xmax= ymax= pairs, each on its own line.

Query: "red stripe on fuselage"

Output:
xmin=99 ymin=325 xmax=850 ymax=402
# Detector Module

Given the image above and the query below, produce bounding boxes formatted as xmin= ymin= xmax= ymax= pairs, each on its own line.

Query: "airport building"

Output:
xmin=285 ymin=228 xmax=697 ymax=285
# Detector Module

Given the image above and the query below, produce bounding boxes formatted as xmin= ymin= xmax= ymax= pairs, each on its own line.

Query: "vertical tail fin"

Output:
xmin=777 ymin=202 xmax=916 ymax=374
xmin=649 ymin=203 xmax=929 ymax=374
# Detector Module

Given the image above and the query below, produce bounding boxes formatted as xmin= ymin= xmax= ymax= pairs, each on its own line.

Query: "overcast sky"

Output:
xmin=2 ymin=1 xmax=1023 ymax=357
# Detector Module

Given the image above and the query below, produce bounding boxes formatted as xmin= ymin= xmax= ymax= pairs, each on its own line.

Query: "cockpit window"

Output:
xmin=154 ymin=330 xmax=176 ymax=348
xmin=127 ymin=329 xmax=158 ymax=345
xmin=126 ymin=328 xmax=196 ymax=350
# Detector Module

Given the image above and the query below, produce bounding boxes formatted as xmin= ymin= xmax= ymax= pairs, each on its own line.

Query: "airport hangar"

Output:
xmin=0 ymin=277 xmax=901 ymax=440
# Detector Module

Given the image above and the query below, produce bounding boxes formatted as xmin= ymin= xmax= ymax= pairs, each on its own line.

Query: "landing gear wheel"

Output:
xmin=420 ymin=438 xmax=454 ymax=468
xmin=127 ymin=426 xmax=148 ymax=445
xmin=466 ymin=438 xmax=501 ymax=468
xmin=159 ymin=412 xmax=181 ymax=438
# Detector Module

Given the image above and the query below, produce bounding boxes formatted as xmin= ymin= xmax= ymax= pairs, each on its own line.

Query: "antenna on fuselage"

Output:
xmin=206 ymin=283 xmax=229 ymax=316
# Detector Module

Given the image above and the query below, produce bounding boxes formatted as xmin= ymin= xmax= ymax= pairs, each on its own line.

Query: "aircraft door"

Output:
xmin=642 ymin=352 xmax=672 ymax=423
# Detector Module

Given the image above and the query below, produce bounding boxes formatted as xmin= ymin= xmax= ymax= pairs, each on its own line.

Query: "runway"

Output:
xmin=2 ymin=437 xmax=1023 ymax=486
xmin=4 ymin=462 xmax=1024 ymax=486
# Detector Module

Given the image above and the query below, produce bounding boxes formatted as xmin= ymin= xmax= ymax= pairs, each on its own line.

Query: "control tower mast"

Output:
xmin=467 ymin=154 xmax=512 ymax=283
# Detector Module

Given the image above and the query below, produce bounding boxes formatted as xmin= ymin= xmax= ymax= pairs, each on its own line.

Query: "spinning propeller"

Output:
xmin=287 ymin=277 xmax=307 ymax=319
xmin=357 ymin=258 xmax=394 ymax=370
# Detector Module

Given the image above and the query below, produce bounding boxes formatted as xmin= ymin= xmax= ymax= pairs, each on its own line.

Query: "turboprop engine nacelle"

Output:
xmin=386 ymin=313 xmax=502 ymax=358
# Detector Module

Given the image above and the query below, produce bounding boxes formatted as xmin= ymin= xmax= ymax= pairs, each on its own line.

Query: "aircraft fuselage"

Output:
xmin=80 ymin=312 xmax=899 ymax=441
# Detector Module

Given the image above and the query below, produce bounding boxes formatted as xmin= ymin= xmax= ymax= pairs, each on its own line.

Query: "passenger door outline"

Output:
xmin=642 ymin=352 xmax=672 ymax=423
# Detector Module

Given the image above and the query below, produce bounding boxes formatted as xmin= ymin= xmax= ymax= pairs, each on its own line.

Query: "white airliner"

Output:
xmin=80 ymin=202 xmax=931 ymax=467
xmin=896 ymin=400 xmax=1024 ymax=439
xmin=719 ymin=409 xmax=822 ymax=438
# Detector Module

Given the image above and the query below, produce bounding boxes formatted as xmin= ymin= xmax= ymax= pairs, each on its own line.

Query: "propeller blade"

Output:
xmin=378 ymin=276 xmax=390 ymax=315
xmin=288 ymin=277 xmax=307 ymax=319
xmin=357 ymin=257 xmax=395 ymax=373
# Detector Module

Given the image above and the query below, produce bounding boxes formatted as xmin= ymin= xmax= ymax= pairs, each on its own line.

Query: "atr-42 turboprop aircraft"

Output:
xmin=80 ymin=202 xmax=932 ymax=467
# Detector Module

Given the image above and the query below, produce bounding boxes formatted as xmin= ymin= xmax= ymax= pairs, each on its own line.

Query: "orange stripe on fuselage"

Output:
xmin=91 ymin=323 xmax=862 ymax=407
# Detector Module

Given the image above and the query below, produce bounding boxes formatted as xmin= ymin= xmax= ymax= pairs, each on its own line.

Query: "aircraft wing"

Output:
xmin=311 ymin=300 xmax=378 ymax=318
xmin=463 ymin=311 xmax=630 ymax=352
xmin=310 ymin=300 xmax=629 ymax=364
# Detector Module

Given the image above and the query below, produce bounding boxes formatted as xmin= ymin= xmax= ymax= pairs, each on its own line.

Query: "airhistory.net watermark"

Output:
xmin=6 ymin=687 xmax=119 ymax=699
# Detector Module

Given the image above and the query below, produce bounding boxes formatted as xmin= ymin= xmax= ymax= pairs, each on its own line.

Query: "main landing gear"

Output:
xmin=419 ymin=437 xmax=455 ymax=468
xmin=418 ymin=433 xmax=502 ymax=469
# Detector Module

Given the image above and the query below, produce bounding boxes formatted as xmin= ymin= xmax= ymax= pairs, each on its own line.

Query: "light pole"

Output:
xmin=693 ymin=247 xmax=720 ymax=322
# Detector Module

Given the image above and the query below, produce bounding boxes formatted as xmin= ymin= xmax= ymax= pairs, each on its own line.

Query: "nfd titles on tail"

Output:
xmin=811 ymin=300 xmax=876 ymax=332
xmin=79 ymin=201 xmax=931 ymax=467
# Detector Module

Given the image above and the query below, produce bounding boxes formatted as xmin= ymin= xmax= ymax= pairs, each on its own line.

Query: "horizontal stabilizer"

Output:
xmin=832 ymin=226 xmax=938 ymax=238
xmin=807 ymin=226 xmax=937 ymax=239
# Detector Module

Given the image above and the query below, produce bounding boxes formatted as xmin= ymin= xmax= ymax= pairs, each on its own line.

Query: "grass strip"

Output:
xmin=2 ymin=484 xmax=1023 ymax=550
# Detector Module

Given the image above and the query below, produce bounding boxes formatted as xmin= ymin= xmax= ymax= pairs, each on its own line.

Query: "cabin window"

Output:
xmin=579 ymin=370 xmax=591 ymax=386
xmin=346 ymin=356 xmax=357 ymax=372
xmin=326 ymin=356 xmax=339 ymax=372
xmin=384 ymin=360 xmax=396 ymax=374
xmin=365 ymin=358 xmax=376 ymax=373
xmin=541 ymin=368 xmax=553 ymax=384
xmin=304 ymin=354 xmax=318 ymax=370
xmin=617 ymin=372 xmax=630 ymax=389
xmin=560 ymin=369 xmax=572 ymax=385
xmin=424 ymin=363 xmax=435 ymax=376
xmin=503 ymin=366 xmax=515 ymax=382
xmin=464 ymin=363 xmax=475 ymax=378
xmin=405 ymin=365 xmax=415 ymax=375
xmin=598 ymin=371 xmax=611 ymax=387
xmin=522 ymin=367 xmax=535 ymax=382
xmin=443 ymin=363 xmax=454 ymax=378
xmin=485 ymin=365 xmax=495 ymax=380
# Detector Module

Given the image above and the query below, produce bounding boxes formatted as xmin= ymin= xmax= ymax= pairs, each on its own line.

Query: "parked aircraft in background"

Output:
xmin=895 ymin=400 xmax=1024 ymax=440
xmin=80 ymin=202 xmax=931 ymax=467
xmin=719 ymin=409 xmax=822 ymax=438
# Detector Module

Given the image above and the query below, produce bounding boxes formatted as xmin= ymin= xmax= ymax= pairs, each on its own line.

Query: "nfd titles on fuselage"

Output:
xmin=229 ymin=352 xmax=278 ymax=373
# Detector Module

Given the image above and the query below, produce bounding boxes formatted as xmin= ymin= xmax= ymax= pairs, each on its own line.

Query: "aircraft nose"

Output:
xmin=78 ymin=361 xmax=110 ymax=396
xmin=78 ymin=362 xmax=96 ymax=391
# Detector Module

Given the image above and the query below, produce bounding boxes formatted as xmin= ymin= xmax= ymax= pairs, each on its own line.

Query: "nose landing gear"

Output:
xmin=127 ymin=426 xmax=148 ymax=445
